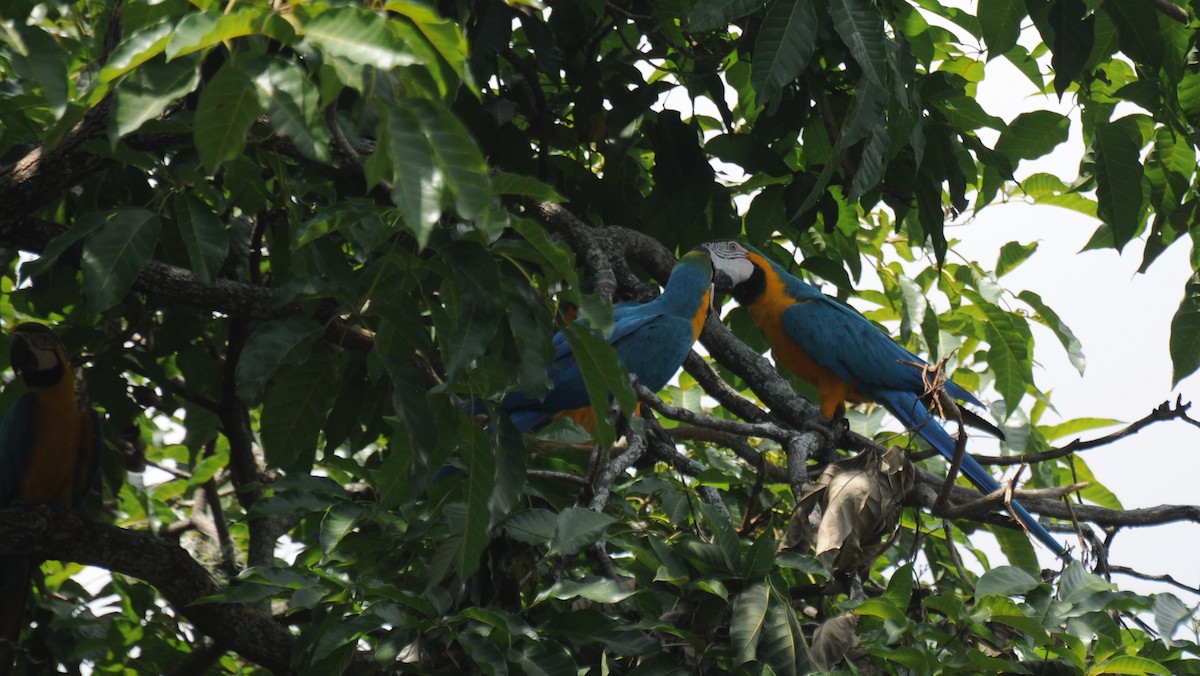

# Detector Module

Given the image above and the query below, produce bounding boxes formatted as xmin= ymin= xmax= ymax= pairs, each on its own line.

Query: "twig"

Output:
xmin=969 ymin=399 xmax=1194 ymax=466
xmin=1109 ymin=565 xmax=1200 ymax=595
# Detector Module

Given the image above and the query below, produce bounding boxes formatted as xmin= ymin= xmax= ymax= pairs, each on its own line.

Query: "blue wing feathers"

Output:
xmin=0 ymin=394 xmax=37 ymax=509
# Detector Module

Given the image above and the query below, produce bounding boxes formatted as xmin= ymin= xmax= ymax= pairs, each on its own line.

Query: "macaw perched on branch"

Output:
xmin=0 ymin=323 xmax=102 ymax=672
xmin=501 ymin=248 xmax=714 ymax=433
xmin=702 ymin=241 xmax=1067 ymax=558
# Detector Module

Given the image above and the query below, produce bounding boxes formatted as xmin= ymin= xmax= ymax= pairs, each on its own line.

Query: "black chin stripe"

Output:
xmin=732 ymin=264 xmax=766 ymax=305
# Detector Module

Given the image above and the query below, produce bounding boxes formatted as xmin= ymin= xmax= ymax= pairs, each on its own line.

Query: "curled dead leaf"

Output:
xmin=797 ymin=446 xmax=914 ymax=573
xmin=811 ymin=612 xmax=859 ymax=671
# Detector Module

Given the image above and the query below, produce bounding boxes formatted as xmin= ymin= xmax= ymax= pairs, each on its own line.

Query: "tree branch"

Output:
xmin=0 ymin=506 xmax=297 ymax=674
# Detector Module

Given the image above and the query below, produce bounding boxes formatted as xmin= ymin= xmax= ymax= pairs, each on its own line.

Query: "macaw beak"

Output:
xmin=712 ymin=269 xmax=735 ymax=293
xmin=9 ymin=332 xmax=36 ymax=377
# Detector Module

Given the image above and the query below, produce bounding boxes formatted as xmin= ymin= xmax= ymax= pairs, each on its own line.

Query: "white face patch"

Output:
xmin=704 ymin=241 xmax=756 ymax=284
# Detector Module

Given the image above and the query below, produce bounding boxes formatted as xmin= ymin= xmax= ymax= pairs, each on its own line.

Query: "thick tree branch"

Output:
xmin=0 ymin=506 xmax=297 ymax=674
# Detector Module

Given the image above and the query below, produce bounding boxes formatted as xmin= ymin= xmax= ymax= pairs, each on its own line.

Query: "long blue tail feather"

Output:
xmin=880 ymin=390 xmax=1068 ymax=558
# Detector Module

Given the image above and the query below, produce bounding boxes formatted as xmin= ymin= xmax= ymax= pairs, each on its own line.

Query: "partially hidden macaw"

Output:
xmin=501 ymin=248 xmax=714 ymax=433
xmin=0 ymin=323 xmax=102 ymax=672
xmin=702 ymin=241 xmax=1067 ymax=558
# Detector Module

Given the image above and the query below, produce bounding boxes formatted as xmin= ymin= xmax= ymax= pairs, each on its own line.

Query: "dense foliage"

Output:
xmin=1 ymin=0 xmax=1199 ymax=672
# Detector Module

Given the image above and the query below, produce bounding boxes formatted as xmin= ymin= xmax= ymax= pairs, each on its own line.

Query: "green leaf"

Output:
xmin=1048 ymin=0 xmax=1095 ymax=98
xmin=504 ymin=509 xmax=558 ymax=545
xmin=1105 ymin=0 xmax=1163 ymax=70
xmin=1059 ymin=561 xmax=1114 ymax=605
xmin=978 ymin=0 xmax=1025 ymax=56
xmin=1086 ymin=655 xmax=1171 ymax=676
xmin=404 ymin=98 xmax=491 ymax=224
xmin=742 ymin=532 xmax=776 ymax=581
xmin=166 ymin=6 xmax=288 ymax=60
xmin=319 ymin=502 xmax=362 ymax=553
xmin=965 ymin=291 xmax=1033 ymax=412
xmin=235 ymin=317 xmax=325 ymax=405
xmin=995 ymin=241 xmax=1037 ymax=278
xmin=81 ymin=208 xmax=163 ymax=313
xmin=751 ymin=0 xmax=819 ymax=105
xmin=559 ymin=322 xmax=638 ymax=448
xmin=173 ymin=194 xmax=228 ymax=286
xmin=98 ymin=20 xmax=173 ymax=83
xmin=193 ymin=60 xmax=261 ymax=173
xmin=537 ymin=577 xmax=634 ymax=604
xmin=761 ymin=588 xmax=808 ymax=676
xmin=995 ymin=110 xmax=1070 ymax=163
xmin=459 ymin=421 xmax=496 ymax=577
xmin=1038 ymin=416 xmax=1120 ymax=441
xmin=248 ymin=56 xmax=331 ymax=163
xmin=386 ymin=103 xmax=442 ymax=247
xmin=22 ymin=215 xmax=106 ymax=279
xmin=260 ymin=355 xmax=343 ymax=471
xmin=113 ymin=54 xmax=200 ymax=138
xmin=1094 ymin=117 xmax=1147 ymax=251
xmin=687 ymin=0 xmax=768 ymax=32
xmin=1018 ymin=290 xmax=1085 ymax=375
xmin=829 ymin=0 xmax=887 ymax=89
xmin=437 ymin=241 xmax=502 ymax=378
xmin=731 ymin=581 xmax=770 ymax=665
xmin=384 ymin=0 xmax=471 ymax=83
xmin=976 ymin=565 xmax=1040 ymax=597
xmin=1170 ymin=273 xmax=1200 ymax=386
xmin=1153 ymin=593 xmax=1192 ymax=647
xmin=549 ymin=508 xmax=618 ymax=556
xmin=490 ymin=173 xmax=563 ymax=202
xmin=0 ymin=24 xmax=69 ymax=118
xmin=302 ymin=5 xmax=417 ymax=69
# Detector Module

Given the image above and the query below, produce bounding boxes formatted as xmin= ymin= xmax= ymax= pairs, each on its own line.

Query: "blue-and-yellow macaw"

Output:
xmin=0 ymin=323 xmax=101 ymax=671
xmin=703 ymin=241 xmax=1067 ymax=557
xmin=501 ymin=249 xmax=714 ymax=432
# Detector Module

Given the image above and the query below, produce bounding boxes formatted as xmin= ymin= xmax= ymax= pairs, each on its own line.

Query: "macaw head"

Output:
xmin=10 ymin=322 xmax=68 ymax=389
xmin=700 ymin=241 xmax=762 ymax=301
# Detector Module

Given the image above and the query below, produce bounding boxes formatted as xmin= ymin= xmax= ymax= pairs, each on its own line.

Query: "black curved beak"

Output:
xmin=712 ymin=269 xmax=735 ymax=293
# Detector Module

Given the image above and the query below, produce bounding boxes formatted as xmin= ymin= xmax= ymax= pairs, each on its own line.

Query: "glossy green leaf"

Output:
xmin=1018 ymin=290 xmax=1085 ymax=375
xmin=302 ymin=5 xmax=417 ymax=69
xmin=1170 ymin=273 xmax=1200 ymax=386
xmin=995 ymin=110 xmax=1070 ymax=163
xmin=995 ymin=241 xmax=1037 ymax=278
xmin=387 ymin=102 xmax=443 ymax=247
xmin=113 ymin=54 xmax=200 ymax=138
xmin=1086 ymin=655 xmax=1170 ymax=676
xmin=249 ymin=56 xmax=331 ymax=163
xmin=976 ymin=565 xmax=1039 ymax=597
xmin=438 ymin=241 xmax=502 ymax=378
xmin=166 ymin=6 xmax=281 ymax=60
xmin=505 ymin=509 xmax=557 ymax=545
xmin=1153 ymin=593 xmax=1191 ymax=647
xmin=731 ymin=581 xmax=770 ymax=665
xmin=260 ymin=355 xmax=343 ymax=471
xmin=319 ymin=502 xmax=363 ymax=553
xmin=173 ymin=194 xmax=228 ymax=286
xmin=404 ymin=98 xmax=491 ymax=224
xmin=193 ymin=60 xmax=261 ymax=173
xmin=687 ymin=0 xmax=768 ymax=32
xmin=1094 ymin=118 xmax=1147 ymax=251
xmin=81 ymin=208 xmax=163 ymax=313
xmin=0 ymin=24 xmax=68 ymax=118
xmin=751 ymin=0 xmax=818 ymax=105
xmin=235 ymin=317 xmax=326 ymax=405
xmin=548 ymin=508 xmax=617 ymax=556
xmin=978 ymin=0 xmax=1024 ymax=56
xmin=829 ymin=0 xmax=887 ymax=89
xmin=965 ymin=291 xmax=1033 ymax=412
xmin=98 ymin=20 xmax=173 ymax=83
